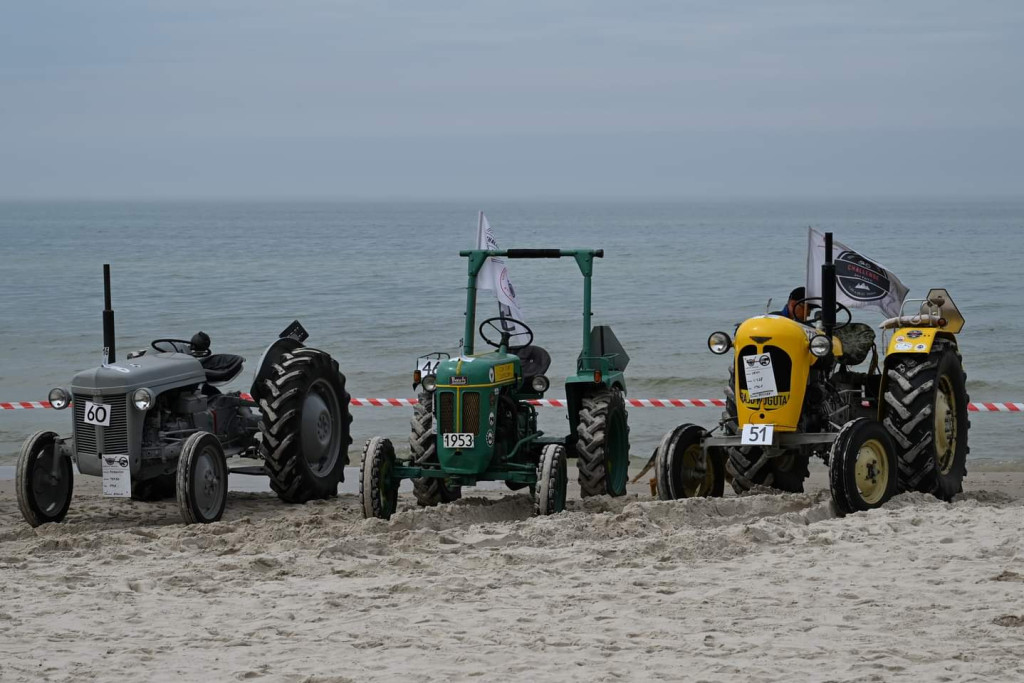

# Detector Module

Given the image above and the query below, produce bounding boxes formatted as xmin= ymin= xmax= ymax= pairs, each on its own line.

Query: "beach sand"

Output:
xmin=1 ymin=463 xmax=1022 ymax=682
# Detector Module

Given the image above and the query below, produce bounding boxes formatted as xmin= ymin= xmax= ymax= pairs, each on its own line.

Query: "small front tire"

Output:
xmin=16 ymin=431 xmax=74 ymax=527
xmin=655 ymin=424 xmax=725 ymax=500
xmin=828 ymin=418 xmax=898 ymax=515
xmin=360 ymin=437 xmax=400 ymax=520
xmin=535 ymin=444 xmax=568 ymax=516
xmin=176 ymin=432 xmax=228 ymax=524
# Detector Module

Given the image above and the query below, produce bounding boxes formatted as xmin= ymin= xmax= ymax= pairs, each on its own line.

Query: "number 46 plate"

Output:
xmin=741 ymin=424 xmax=774 ymax=446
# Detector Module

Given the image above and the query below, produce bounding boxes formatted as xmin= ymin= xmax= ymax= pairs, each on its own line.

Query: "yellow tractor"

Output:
xmin=655 ymin=232 xmax=968 ymax=514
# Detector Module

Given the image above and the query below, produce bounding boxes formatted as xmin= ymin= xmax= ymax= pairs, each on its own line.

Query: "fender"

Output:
xmin=249 ymin=320 xmax=309 ymax=398
xmin=885 ymin=327 xmax=959 ymax=356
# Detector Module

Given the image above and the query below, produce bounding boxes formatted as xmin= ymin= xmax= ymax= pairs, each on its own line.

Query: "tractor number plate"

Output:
xmin=742 ymin=353 xmax=778 ymax=399
xmin=443 ymin=433 xmax=474 ymax=449
xmin=741 ymin=424 xmax=774 ymax=446
xmin=83 ymin=401 xmax=112 ymax=427
xmin=417 ymin=357 xmax=442 ymax=375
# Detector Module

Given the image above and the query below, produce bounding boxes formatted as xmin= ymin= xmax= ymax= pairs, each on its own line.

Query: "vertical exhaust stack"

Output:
xmin=102 ymin=264 xmax=115 ymax=365
xmin=821 ymin=232 xmax=836 ymax=340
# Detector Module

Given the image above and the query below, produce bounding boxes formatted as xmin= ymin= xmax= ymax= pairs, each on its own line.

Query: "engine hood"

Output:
xmin=70 ymin=352 xmax=206 ymax=393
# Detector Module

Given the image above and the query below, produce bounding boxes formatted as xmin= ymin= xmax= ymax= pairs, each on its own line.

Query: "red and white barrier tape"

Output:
xmin=3 ymin=398 xmax=1023 ymax=412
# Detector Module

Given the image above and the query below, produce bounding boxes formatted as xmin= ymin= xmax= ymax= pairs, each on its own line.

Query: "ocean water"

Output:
xmin=1 ymin=200 xmax=1022 ymax=467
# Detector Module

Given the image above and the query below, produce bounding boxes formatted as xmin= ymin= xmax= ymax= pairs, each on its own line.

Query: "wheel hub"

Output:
xmin=854 ymin=439 xmax=888 ymax=505
xmin=300 ymin=379 xmax=341 ymax=477
xmin=934 ymin=378 xmax=957 ymax=474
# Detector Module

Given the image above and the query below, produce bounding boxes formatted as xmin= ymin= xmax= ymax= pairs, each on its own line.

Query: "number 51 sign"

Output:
xmin=741 ymin=424 xmax=774 ymax=446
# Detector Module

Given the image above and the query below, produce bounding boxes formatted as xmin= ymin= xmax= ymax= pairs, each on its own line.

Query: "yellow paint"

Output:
xmin=494 ymin=362 xmax=515 ymax=383
xmin=886 ymin=327 xmax=938 ymax=355
xmin=732 ymin=316 xmax=816 ymax=432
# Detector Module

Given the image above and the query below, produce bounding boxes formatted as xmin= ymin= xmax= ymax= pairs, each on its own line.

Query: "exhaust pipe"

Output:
xmin=102 ymin=264 xmax=115 ymax=365
xmin=822 ymin=232 xmax=836 ymax=339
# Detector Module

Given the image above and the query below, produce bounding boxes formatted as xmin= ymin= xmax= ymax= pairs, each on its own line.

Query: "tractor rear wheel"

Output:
xmin=410 ymin=391 xmax=462 ymax=506
xmin=882 ymin=340 xmax=968 ymax=500
xmin=655 ymin=424 xmax=725 ymax=500
xmin=828 ymin=418 xmax=898 ymax=515
xmin=176 ymin=431 xmax=228 ymax=524
xmin=722 ymin=364 xmax=808 ymax=493
xmin=360 ymin=437 xmax=400 ymax=520
xmin=576 ymin=388 xmax=630 ymax=497
xmin=256 ymin=348 xmax=352 ymax=504
xmin=535 ymin=444 xmax=568 ymax=515
xmin=16 ymin=431 xmax=73 ymax=527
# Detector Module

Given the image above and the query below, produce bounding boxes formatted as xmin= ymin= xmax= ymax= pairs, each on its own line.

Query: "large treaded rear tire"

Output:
xmin=721 ymin=365 xmax=809 ymax=493
xmin=256 ymin=347 xmax=352 ymax=504
xmin=882 ymin=340 xmax=968 ymax=500
xmin=410 ymin=391 xmax=462 ymax=506
xmin=576 ymin=388 xmax=630 ymax=498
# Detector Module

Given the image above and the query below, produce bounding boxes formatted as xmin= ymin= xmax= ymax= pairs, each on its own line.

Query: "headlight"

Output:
xmin=133 ymin=387 xmax=154 ymax=411
xmin=707 ymin=331 xmax=732 ymax=355
xmin=421 ymin=375 xmax=437 ymax=392
xmin=48 ymin=387 xmax=70 ymax=410
xmin=531 ymin=375 xmax=550 ymax=393
xmin=809 ymin=335 xmax=833 ymax=358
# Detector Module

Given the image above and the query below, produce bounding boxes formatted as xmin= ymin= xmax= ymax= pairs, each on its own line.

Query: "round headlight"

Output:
xmin=48 ymin=387 xmax=70 ymax=410
xmin=707 ymin=332 xmax=732 ymax=355
xmin=809 ymin=335 xmax=833 ymax=358
xmin=133 ymin=387 xmax=154 ymax=411
xmin=421 ymin=375 xmax=437 ymax=392
xmin=531 ymin=375 xmax=550 ymax=393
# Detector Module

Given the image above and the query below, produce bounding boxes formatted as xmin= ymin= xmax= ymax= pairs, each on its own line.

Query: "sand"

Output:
xmin=1 ymin=464 xmax=1022 ymax=682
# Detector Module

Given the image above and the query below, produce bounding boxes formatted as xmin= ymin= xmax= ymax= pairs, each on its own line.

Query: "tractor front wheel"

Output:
xmin=882 ymin=341 xmax=968 ymax=500
xmin=576 ymin=388 xmax=630 ymax=497
xmin=16 ymin=431 xmax=74 ymax=527
xmin=360 ymin=437 xmax=400 ymax=520
xmin=535 ymin=444 xmax=568 ymax=515
xmin=410 ymin=391 xmax=462 ymax=506
xmin=176 ymin=432 xmax=228 ymax=524
xmin=655 ymin=424 xmax=725 ymax=500
xmin=257 ymin=348 xmax=352 ymax=504
xmin=828 ymin=418 xmax=898 ymax=515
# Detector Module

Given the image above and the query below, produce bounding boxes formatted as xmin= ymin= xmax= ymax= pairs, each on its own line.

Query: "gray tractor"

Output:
xmin=16 ymin=265 xmax=352 ymax=526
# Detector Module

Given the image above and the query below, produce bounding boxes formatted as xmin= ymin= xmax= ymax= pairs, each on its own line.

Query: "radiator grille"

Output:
xmin=462 ymin=392 xmax=480 ymax=435
xmin=74 ymin=393 xmax=129 ymax=455
xmin=439 ymin=392 xmax=455 ymax=434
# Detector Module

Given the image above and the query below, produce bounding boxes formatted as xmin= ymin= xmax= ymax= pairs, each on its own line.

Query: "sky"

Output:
xmin=1 ymin=0 xmax=1022 ymax=200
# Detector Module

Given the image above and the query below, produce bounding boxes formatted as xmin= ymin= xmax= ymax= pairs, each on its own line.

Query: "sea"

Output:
xmin=2 ymin=199 xmax=1022 ymax=469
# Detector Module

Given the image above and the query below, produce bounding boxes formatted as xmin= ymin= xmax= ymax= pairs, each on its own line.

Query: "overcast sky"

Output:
xmin=1 ymin=1 xmax=1022 ymax=200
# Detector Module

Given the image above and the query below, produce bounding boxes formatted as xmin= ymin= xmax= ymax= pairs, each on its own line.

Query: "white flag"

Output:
xmin=476 ymin=212 xmax=528 ymax=334
xmin=806 ymin=228 xmax=909 ymax=318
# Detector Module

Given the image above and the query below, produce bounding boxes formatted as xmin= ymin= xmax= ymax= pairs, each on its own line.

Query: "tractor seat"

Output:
xmin=835 ymin=323 xmax=876 ymax=366
xmin=516 ymin=345 xmax=551 ymax=382
xmin=200 ymin=353 xmax=245 ymax=384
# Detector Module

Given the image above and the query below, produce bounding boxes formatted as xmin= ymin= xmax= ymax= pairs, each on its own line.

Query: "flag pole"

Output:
xmin=822 ymin=232 xmax=836 ymax=339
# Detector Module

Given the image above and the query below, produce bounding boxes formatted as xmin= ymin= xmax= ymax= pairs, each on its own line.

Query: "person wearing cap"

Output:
xmin=777 ymin=286 xmax=810 ymax=321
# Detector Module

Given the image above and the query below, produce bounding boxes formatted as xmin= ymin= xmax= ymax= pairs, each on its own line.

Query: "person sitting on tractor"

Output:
xmin=777 ymin=286 xmax=809 ymax=321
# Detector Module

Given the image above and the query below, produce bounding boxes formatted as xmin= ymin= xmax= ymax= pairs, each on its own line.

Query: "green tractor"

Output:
xmin=360 ymin=248 xmax=631 ymax=519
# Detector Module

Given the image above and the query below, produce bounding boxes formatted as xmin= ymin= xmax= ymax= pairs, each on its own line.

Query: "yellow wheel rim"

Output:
xmin=934 ymin=377 xmax=957 ymax=474
xmin=854 ymin=438 xmax=889 ymax=505
xmin=681 ymin=444 xmax=713 ymax=497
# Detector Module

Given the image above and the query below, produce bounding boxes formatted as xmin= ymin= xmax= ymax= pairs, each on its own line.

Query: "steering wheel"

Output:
xmin=479 ymin=317 xmax=534 ymax=351
xmin=795 ymin=297 xmax=852 ymax=329
xmin=151 ymin=338 xmax=209 ymax=356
